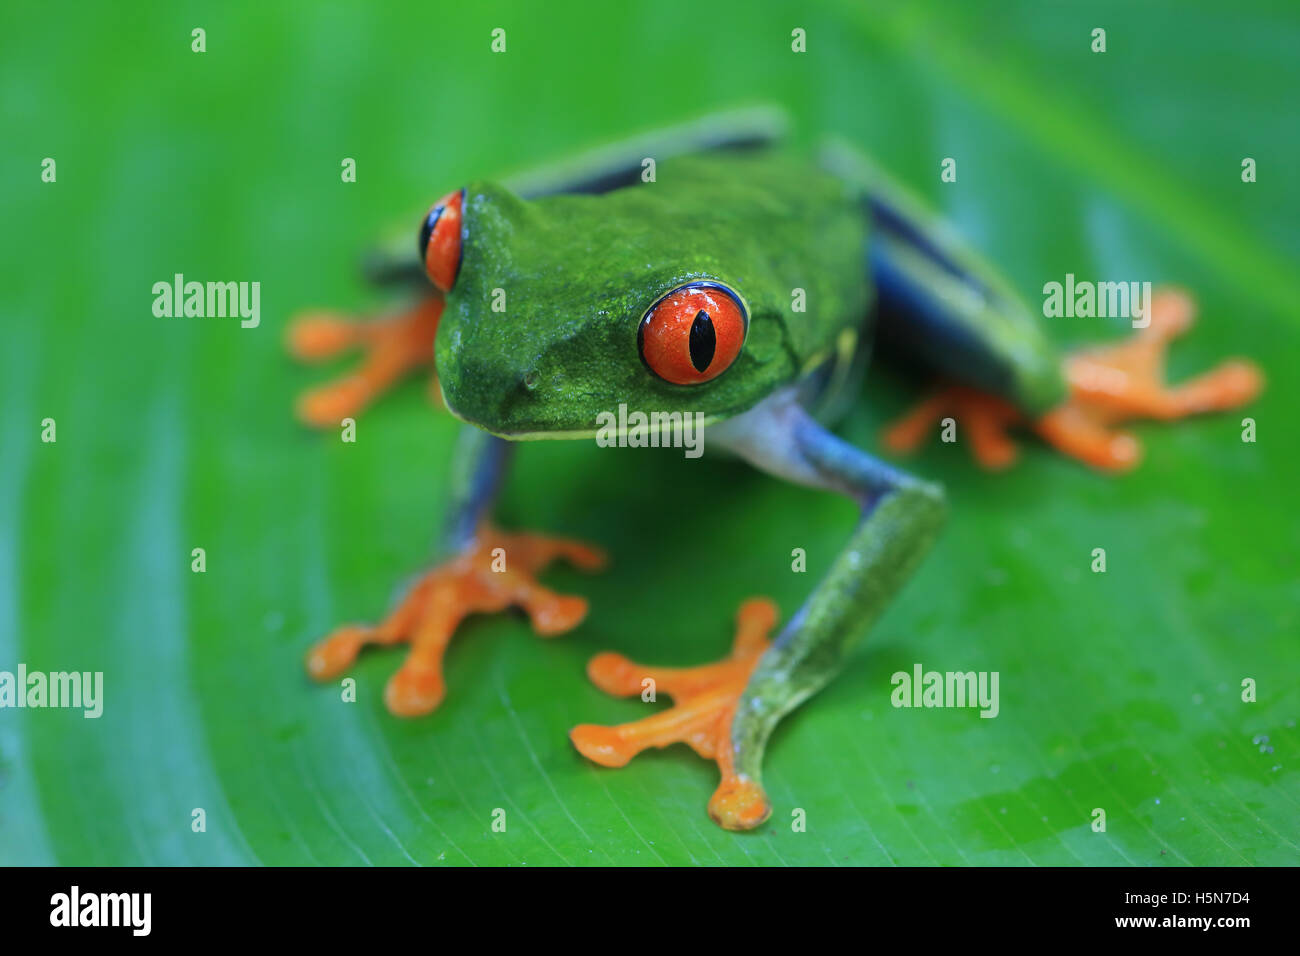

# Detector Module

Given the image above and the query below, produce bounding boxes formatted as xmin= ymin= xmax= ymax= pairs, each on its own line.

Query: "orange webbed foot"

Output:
xmin=881 ymin=384 xmax=1026 ymax=470
xmin=570 ymin=598 xmax=779 ymax=831
xmin=305 ymin=526 xmax=607 ymax=717
xmin=1036 ymin=287 xmax=1264 ymax=471
xmin=287 ymin=296 xmax=444 ymax=427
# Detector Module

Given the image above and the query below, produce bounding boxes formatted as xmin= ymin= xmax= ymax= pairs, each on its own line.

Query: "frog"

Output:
xmin=287 ymin=109 xmax=1263 ymax=830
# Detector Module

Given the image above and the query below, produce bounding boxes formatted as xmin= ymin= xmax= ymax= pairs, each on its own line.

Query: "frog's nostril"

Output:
xmin=439 ymin=355 xmax=540 ymax=428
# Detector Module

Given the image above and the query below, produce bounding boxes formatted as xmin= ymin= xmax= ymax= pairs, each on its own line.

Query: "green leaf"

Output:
xmin=2 ymin=0 xmax=1296 ymax=865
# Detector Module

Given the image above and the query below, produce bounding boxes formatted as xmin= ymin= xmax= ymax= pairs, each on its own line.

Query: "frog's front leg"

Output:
xmin=572 ymin=391 xmax=945 ymax=829
xmin=306 ymin=425 xmax=607 ymax=715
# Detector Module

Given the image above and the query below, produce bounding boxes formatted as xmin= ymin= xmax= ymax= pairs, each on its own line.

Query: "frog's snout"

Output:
xmin=439 ymin=354 xmax=547 ymax=435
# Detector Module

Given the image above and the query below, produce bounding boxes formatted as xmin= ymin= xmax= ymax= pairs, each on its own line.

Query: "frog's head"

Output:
xmin=420 ymin=180 xmax=799 ymax=439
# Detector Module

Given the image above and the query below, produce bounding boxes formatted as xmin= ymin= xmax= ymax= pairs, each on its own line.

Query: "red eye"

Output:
xmin=638 ymin=281 xmax=748 ymax=385
xmin=418 ymin=189 xmax=464 ymax=291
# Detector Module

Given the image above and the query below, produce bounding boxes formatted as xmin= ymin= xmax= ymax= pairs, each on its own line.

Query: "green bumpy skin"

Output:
xmin=435 ymin=152 xmax=870 ymax=437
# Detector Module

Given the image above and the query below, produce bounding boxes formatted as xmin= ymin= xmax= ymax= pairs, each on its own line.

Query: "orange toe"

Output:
xmin=524 ymin=592 xmax=591 ymax=636
xmin=881 ymin=393 xmax=951 ymax=455
xmin=304 ymin=624 xmax=369 ymax=680
xmin=584 ymin=652 xmax=647 ymax=696
xmin=287 ymin=312 xmax=363 ymax=361
xmin=385 ymin=667 xmax=445 ymax=717
xmin=296 ymin=377 xmax=373 ymax=428
xmin=708 ymin=776 xmax=772 ymax=831
xmin=569 ymin=724 xmax=636 ymax=767
xmin=1034 ymin=406 xmax=1142 ymax=472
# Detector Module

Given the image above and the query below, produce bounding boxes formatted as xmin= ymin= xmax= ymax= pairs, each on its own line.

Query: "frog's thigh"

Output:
xmin=870 ymin=230 xmax=1065 ymax=414
xmin=867 ymin=208 xmax=1069 ymax=469
xmin=827 ymin=140 xmax=1064 ymax=412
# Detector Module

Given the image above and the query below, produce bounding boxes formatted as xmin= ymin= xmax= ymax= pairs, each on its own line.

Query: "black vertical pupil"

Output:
xmin=418 ymin=205 xmax=443 ymax=259
xmin=688 ymin=310 xmax=716 ymax=372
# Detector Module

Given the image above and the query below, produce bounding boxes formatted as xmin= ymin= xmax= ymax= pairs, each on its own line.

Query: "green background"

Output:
xmin=2 ymin=0 xmax=1297 ymax=865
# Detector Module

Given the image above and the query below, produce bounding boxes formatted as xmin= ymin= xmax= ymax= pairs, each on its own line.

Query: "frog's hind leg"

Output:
xmin=286 ymin=296 xmax=444 ymax=427
xmin=834 ymin=144 xmax=1263 ymax=472
xmin=866 ymin=217 xmax=1066 ymax=470
xmin=880 ymin=288 xmax=1264 ymax=472
xmin=1034 ymin=288 xmax=1263 ymax=470
xmin=827 ymin=143 xmax=1072 ymax=468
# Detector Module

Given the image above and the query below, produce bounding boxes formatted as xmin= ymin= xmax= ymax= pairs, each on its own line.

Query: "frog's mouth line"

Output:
xmin=486 ymin=422 xmax=724 ymax=442
xmin=438 ymin=379 xmax=724 ymax=443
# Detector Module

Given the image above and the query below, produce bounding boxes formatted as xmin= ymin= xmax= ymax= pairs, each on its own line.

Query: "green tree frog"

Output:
xmin=287 ymin=109 xmax=1262 ymax=830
